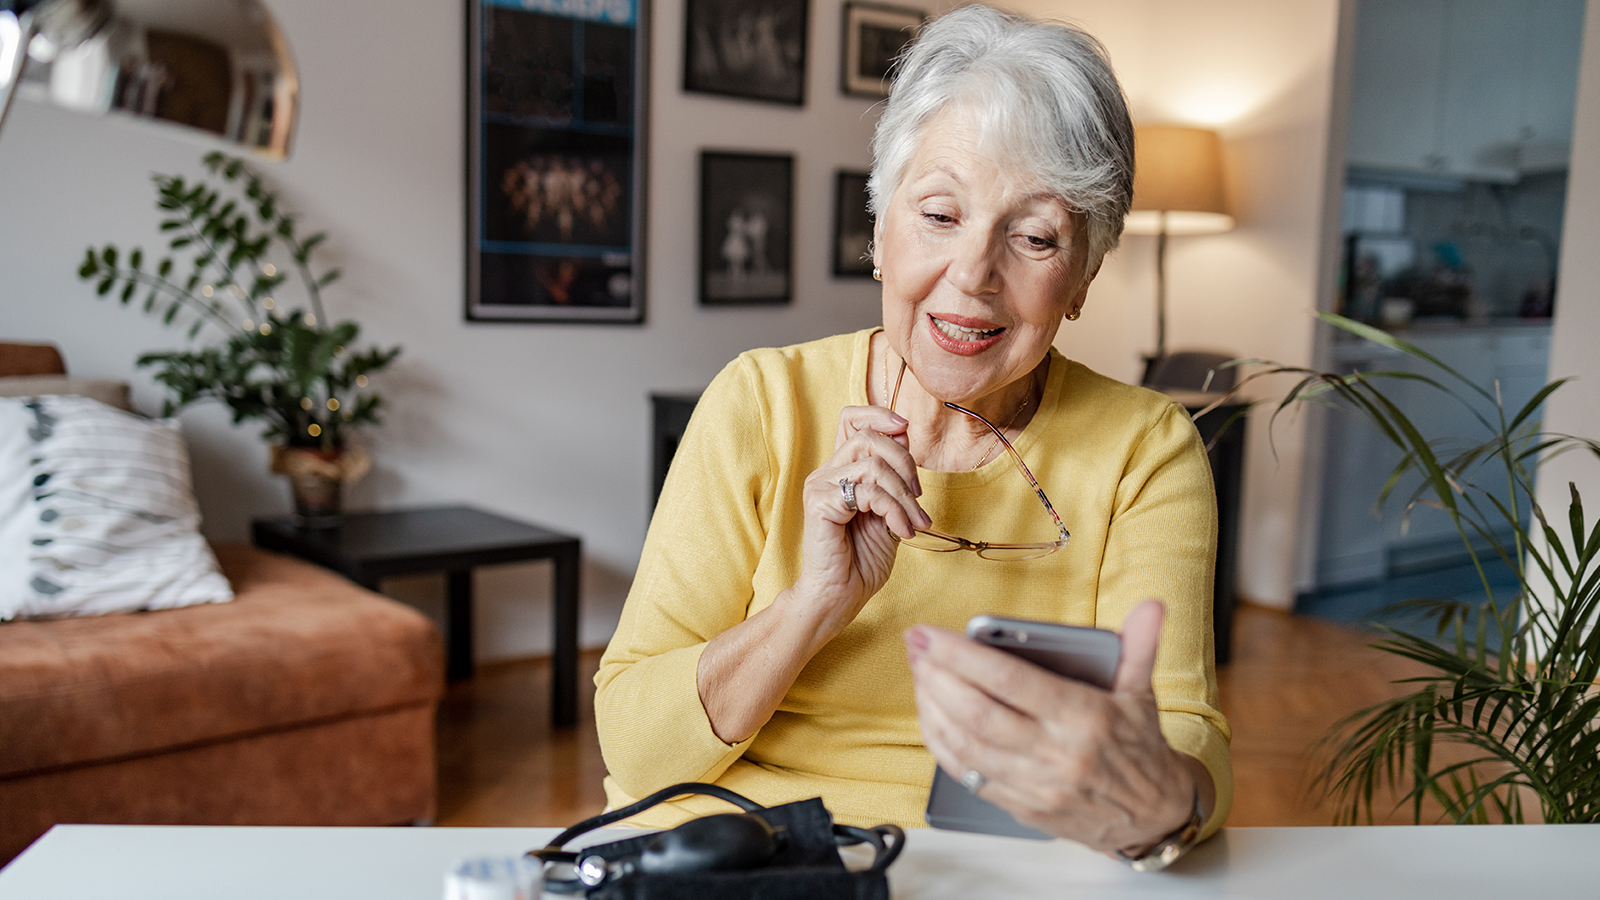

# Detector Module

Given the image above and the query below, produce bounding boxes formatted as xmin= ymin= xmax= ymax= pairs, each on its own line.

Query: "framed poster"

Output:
xmin=832 ymin=169 xmax=875 ymax=278
xmin=841 ymin=1 xmax=923 ymax=98
xmin=699 ymin=152 xmax=793 ymax=306
xmin=683 ymin=0 xmax=808 ymax=105
xmin=467 ymin=0 xmax=648 ymax=323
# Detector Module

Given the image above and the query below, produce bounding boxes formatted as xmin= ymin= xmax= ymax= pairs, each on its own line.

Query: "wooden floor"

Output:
xmin=435 ymin=604 xmax=1433 ymax=829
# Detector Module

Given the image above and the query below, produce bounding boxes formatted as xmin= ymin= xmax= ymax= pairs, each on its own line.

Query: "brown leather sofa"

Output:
xmin=0 ymin=342 xmax=445 ymax=864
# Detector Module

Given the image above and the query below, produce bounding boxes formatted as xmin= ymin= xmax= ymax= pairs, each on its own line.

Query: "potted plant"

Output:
xmin=76 ymin=152 xmax=401 ymax=527
xmin=1235 ymin=313 xmax=1600 ymax=824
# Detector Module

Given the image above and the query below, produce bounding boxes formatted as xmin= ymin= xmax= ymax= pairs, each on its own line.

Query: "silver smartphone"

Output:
xmin=923 ymin=615 xmax=1122 ymax=840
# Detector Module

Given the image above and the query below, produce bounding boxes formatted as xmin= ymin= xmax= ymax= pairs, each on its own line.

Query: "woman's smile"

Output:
xmin=927 ymin=313 xmax=1005 ymax=356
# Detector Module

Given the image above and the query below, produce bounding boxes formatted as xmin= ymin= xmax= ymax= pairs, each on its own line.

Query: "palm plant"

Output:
xmin=1234 ymin=312 xmax=1600 ymax=825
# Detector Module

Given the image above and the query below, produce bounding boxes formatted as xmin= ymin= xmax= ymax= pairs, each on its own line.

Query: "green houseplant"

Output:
xmin=1239 ymin=312 xmax=1600 ymax=825
xmin=76 ymin=152 xmax=400 ymax=525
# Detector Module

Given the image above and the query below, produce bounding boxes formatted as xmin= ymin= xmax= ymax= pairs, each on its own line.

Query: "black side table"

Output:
xmin=252 ymin=505 xmax=583 ymax=727
xmin=1161 ymin=390 xmax=1248 ymax=667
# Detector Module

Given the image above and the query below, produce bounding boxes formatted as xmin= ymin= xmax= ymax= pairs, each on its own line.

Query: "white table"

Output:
xmin=0 ymin=823 xmax=1594 ymax=898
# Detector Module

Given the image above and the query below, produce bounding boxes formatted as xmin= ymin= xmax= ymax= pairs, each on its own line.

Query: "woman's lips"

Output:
xmin=927 ymin=314 xmax=1004 ymax=356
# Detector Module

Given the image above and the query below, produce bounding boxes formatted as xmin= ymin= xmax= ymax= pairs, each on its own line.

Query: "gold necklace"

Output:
xmin=971 ymin=393 xmax=1029 ymax=470
xmin=882 ymin=343 xmax=1031 ymax=471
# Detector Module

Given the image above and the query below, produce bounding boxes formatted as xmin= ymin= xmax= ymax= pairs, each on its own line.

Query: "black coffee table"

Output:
xmin=252 ymin=505 xmax=583 ymax=726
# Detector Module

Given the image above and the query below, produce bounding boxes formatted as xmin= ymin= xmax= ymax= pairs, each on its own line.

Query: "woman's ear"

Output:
xmin=1066 ymin=257 xmax=1103 ymax=319
xmin=871 ymin=217 xmax=884 ymax=270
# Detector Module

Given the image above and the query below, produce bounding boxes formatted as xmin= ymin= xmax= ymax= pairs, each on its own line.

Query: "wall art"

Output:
xmin=467 ymin=0 xmax=647 ymax=323
xmin=832 ymin=169 xmax=874 ymax=278
xmin=841 ymin=1 xmax=922 ymax=98
xmin=700 ymin=151 xmax=794 ymax=305
xmin=683 ymin=0 xmax=808 ymax=105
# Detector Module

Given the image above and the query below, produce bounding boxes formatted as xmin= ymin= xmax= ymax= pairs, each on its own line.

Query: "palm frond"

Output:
xmin=1274 ymin=313 xmax=1600 ymax=825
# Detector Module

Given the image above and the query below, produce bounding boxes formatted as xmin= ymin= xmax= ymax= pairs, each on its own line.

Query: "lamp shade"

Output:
xmin=1 ymin=0 xmax=297 ymax=159
xmin=1125 ymin=125 xmax=1233 ymax=235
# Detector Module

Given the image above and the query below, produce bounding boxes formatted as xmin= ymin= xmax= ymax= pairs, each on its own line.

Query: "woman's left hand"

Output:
xmin=905 ymin=600 xmax=1201 ymax=854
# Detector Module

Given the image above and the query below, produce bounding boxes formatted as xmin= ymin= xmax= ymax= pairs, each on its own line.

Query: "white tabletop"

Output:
xmin=0 ymin=823 xmax=1594 ymax=898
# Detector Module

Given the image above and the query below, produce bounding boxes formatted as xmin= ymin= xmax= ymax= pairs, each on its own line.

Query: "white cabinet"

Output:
xmin=1348 ymin=0 xmax=1446 ymax=174
xmin=1347 ymin=0 xmax=1585 ymax=180
xmin=1314 ymin=325 xmax=1551 ymax=588
xmin=1518 ymin=0 xmax=1588 ymax=169
xmin=1436 ymin=0 xmax=1529 ymax=178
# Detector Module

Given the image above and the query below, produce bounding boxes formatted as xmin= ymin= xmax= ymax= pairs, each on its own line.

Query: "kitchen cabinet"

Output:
xmin=1517 ymin=0 xmax=1588 ymax=169
xmin=1313 ymin=324 xmax=1551 ymax=588
xmin=1347 ymin=0 xmax=1584 ymax=181
xmin=1348 ymin=0 xmax=1447 ymax=176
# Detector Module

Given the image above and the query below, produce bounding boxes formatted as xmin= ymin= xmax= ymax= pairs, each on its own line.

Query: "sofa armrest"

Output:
xmin=0 ymin=343 xmax=67 ymax=378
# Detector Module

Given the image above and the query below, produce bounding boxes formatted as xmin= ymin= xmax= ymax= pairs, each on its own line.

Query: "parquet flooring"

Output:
xmin=434 ymin=651 xmax=609 ymax=827
xmin=436 ymin=605 xmax=1439 ymax=828
xmin=1216 ymin=605 xmax=1437 ymax=826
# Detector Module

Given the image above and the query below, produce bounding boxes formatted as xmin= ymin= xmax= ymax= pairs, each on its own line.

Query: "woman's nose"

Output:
xmin=945 ymin=225 xmax=1003 ymax=295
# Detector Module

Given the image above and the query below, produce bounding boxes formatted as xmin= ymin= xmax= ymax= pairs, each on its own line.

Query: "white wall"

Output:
xmin=1538 ymin=2 xmax=1600 ymax=541
xmin=0 ymin=0 xmax=893 ymax=658
xmin=0 ymin=0 xmax=1345 ymax=660
xmin=1012 ymin=0 xmax=1344 ymax=608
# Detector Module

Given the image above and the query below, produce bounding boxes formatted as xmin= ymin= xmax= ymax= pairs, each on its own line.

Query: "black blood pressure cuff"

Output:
xmin=529 ymin=783 xmax=903 ymax=900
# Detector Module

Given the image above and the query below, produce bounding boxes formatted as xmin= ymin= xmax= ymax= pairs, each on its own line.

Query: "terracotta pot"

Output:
xmin=270 ymin=445 xmax=372 ymax=529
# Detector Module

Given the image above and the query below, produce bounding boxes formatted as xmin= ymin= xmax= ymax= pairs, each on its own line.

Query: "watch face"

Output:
xmin=1121 ymin=799 xmax=1204 ymax=872
xmin=1127 ymin=836 xmax=1184 ymax=873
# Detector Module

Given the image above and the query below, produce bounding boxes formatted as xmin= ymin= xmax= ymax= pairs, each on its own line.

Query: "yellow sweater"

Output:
xmin=596 ymin=329 xmax=1233 ymax=836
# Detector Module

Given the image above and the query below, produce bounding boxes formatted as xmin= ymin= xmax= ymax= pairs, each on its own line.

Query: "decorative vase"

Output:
xmin=270 ymin=445 xmax=372 ymax=529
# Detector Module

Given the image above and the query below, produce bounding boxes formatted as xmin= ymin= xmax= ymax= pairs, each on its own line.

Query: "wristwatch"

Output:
xmin=1113 ymin=791 xmax=1205 ymax=873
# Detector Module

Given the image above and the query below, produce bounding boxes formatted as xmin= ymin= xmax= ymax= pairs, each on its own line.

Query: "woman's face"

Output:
xmin=874 ymin=104 xmax=1094 ymax=408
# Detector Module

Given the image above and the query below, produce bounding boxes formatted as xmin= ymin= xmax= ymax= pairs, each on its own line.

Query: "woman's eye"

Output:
xmin=922 ymin=212 xmax=956 ymax=224
xmin=1023 ymin=235 xmax=1056 ymax=250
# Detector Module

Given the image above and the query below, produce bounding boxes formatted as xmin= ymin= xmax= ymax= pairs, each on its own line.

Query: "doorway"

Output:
xmin=1299 ymin=0 xmax=1585 ymax=631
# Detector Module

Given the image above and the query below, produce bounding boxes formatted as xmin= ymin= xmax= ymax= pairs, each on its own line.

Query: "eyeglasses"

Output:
xmin=887 ymin=362 xmax=1070 ymax=560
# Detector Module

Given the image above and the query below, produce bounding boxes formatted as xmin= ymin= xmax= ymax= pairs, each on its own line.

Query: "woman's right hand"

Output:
xmin=788 ymin=405 xmax=931 ymax=639
xmin=695 ymin=404 xmax=931 ymax=745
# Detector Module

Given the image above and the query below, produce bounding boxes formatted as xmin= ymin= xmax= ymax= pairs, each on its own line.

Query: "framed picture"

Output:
xmin=700 ymin=152 xmax=794 ymax=305
xmin=683 ymin=0 xmax=808 ymax=105
xmin=841 ymin=1 xmax=923 ymax=98
xmin=466 ymin=0 xmax=648 ymax=324
xmin=832 ymin=170 xmax=875 ymax=278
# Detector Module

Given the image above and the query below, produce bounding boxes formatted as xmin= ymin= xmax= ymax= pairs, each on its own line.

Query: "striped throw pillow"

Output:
xmin=0 ymin=395 xmax=233 ymax=620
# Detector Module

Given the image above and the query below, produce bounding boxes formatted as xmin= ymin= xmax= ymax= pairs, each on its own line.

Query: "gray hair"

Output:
xmin=869 ymin=5 xmax=1135 ymax=268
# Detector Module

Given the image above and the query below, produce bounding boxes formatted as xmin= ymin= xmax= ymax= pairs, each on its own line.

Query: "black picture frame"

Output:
xmin=840 ymin=1 xmax=923 ymax=99
xmin=683 ymin=0 xmax=808 ymax=105
xmin=832 ymin=169 xmax=875 ymax=278
xmin=466 ymin=0 xmax=648 ymax=324
xmin=699 ymin=152 xmax=794 ymax=306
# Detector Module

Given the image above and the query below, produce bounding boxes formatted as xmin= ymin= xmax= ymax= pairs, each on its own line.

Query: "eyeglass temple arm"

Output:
xmin=943 ymin=402 xmax=1070 ymax=542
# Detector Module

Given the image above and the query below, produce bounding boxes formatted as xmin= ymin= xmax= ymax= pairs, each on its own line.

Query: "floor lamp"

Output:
xmin=0 ymin=0 xmax=297 ymax=157
xmin=1124 ymin=125 xmax=1234 ymax=384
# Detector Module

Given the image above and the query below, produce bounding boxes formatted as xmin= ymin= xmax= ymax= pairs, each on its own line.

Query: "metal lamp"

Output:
xmin=1124 ymin=125 xmax=1234 ymax=371
xmin=0 ymin=0 xmax=297 ymax=158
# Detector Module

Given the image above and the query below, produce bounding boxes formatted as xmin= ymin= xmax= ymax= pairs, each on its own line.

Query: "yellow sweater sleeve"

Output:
xmin=1094 ymin=400 xmax=1233 ymax=837
xmin=594 ymin=356 xmax=770 ymax=797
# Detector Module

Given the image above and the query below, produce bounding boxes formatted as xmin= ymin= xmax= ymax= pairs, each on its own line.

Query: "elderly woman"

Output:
xmin=595 ymin=5 xmax=1231 ymax=863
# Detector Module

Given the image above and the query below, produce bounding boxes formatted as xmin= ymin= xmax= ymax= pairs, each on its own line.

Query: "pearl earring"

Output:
xmin=872 ymin=266 xmax=882 ymax=282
